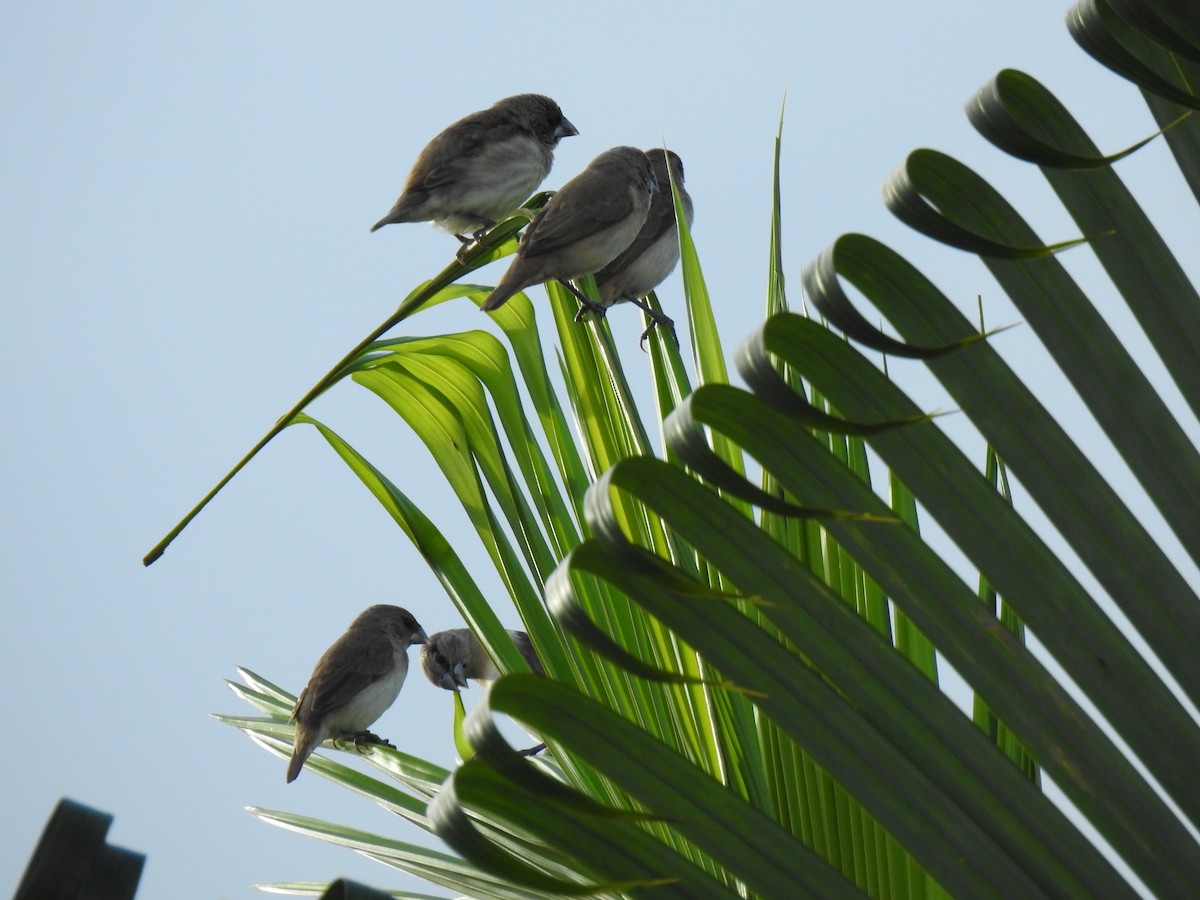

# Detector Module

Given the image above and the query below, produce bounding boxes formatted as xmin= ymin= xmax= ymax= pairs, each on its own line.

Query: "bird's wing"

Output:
xmin=413 ymin=112 xmax=524 ymax=190
xmin=297 ymin=638 xmax=399 ymax=722
xmin=594 ymin=199 xmax=676 ymax=281
xmin=509 ymin=630 xmax=545 ymax=676
xmin=518 ymin=176 xmax=640 ymax=258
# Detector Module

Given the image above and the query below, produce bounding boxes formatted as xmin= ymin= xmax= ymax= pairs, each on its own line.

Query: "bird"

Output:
xmin=592 ymin=149 xmax=694 ymax=346
xmin=420 ymin=628 xmax=544 ymax=690
xmin=420 ymin=628 xmax=547 ymax=756
xmin=478 ymin=146 xmax=657 ymax=318
xmin=286 ymin=605 xmax=428 ymax=783
xmin=369 ymin=94 xmax=578 ymax=241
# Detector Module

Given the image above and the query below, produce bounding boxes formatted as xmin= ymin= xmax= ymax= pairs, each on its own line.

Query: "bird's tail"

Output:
xmin=286 ymin=726 xmax=321 ymax=783
xmin=479 ymin=279 xmax=522 ymax=312
xmin=369 ymin=202 xmax=417 ymax=233
xmin=285 ymin=749 xmax=306 ymax=783
xmin=479 ymin=291 xmax=508 ymax=312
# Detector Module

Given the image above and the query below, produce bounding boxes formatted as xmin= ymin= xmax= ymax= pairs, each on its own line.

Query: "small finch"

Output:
xmin=420 ymin=628 xmax=544 ymax=690
xmin=593 ymin=149 xmax=693 ymax=345
xmin=286 ymin=605 xmax=427 ymax=783
xmin=421 ymin=628 xmax=546 ymax=756
xmin=370 ymin=94 xmax=578 ymax=240
xmin=479 ymin=146 xmax=657 ymax=319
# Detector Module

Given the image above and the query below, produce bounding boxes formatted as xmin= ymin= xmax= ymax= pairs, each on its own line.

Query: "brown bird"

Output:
xmin=420 ymin=627 xmax=546 ymax=756
xmin=479 ymin=146 xmax=657 ymax=317
xmin=420 ymin=628 xmax=544 ymax=690
xmin=370 ymin=94 xmax=578 ymax=240
xmin=286 ymin=605 xmax=427 ymax=783
xmin=593 ymin=149 xmax=694 ymax=345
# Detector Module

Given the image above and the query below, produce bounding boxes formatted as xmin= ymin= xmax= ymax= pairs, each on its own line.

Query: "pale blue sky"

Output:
xmin=3 ymin=2 xmax=1194 ymax=897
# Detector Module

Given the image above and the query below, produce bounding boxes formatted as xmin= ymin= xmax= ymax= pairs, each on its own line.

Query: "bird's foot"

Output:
xmin=560 ymin=281 xmax=607 ymax=322
xmin=631 ymin=298 xmax=679 ymax=350
xmin=453 ymin=219 xmax=499 ymax=263
xmin=518 ymin=743 xmax=547 ymax=757
xmin=453 ymin=217 xmax=501 ymax=260
xmin=454 ymin=234 xmax=477 ymax=263
xmin=573 ymin=303 xmax=607 ymax=323
xmin=348 ymin=730 xmax=395 ymax=751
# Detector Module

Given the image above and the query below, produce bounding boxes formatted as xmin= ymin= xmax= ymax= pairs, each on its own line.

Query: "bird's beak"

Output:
xmin=556 ymin=118 xmax=579 ymax=139
xmin=452 ymin=661 xmax=469 ymax=690
xmin=413 ymin=626 xmax=429 ymax=645
xmin=437 ymin=672 xmax=459 ymax=691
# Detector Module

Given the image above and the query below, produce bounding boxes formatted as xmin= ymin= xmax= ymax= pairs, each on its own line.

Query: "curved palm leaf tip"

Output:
xmin=286 ymin=606 xmax=427 ymax=783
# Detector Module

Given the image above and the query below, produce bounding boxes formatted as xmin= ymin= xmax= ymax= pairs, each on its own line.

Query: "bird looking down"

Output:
xmin=420 ymin=627 xmax=546 ymax=756
xmin=420 ymin=628 xmax=544 ymax=690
